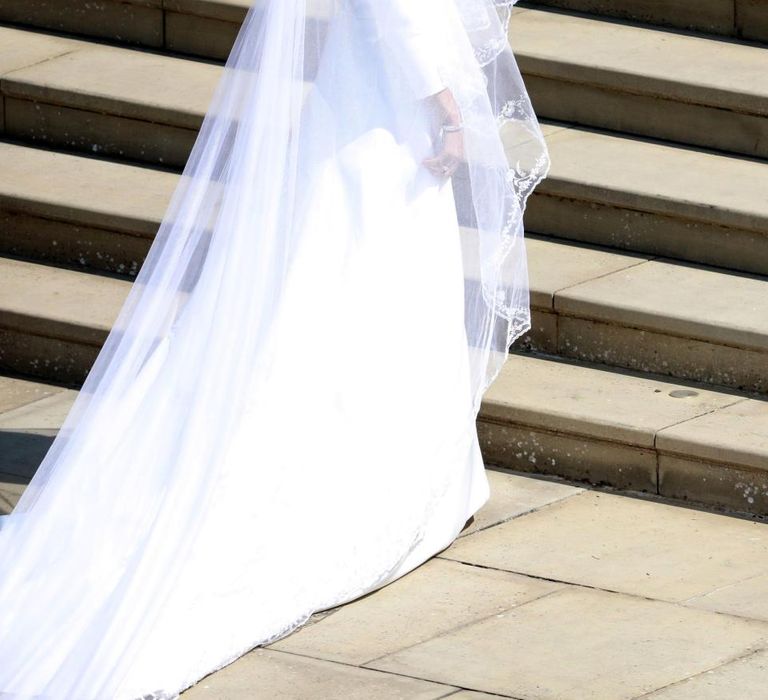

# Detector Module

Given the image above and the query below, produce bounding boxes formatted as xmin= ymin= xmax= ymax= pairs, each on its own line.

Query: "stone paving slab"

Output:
xmin=181 ymin=648 xmax=458 ymax=700
xmin=0 ymin=473 xmax=26 ymax=516
xmin=0 ymin=385 xmax=77 ymax=478
xmin=512 ymin=9 xmax=768 ymax=115
xmin=3 ymin=44 xmax=218 ymax=130
xmin=644 ymin=648 xmax=768 ymax=699
xmin=365 ymin=585 xmax=768 ymax=700
xmin=481 ymin=354 xmax=742 ymax=449
xmin=0 ymin=256 xmax=128 ymax=344
xmin=0 ymin=27 xmax=79 ymax=78
xmin=0 ymin=0 xmax=163 ymax=48
xmin=269 ymin=558 xmax=563 ymax=666
xmin=552 ymin=257 xmax=768 ymax=393
xmin=526 ymin=127 xmax=768 ymax=275
xmin=459 ymin=468 xmax=583 ymax=538
xmin=0 ymin=142 xmax=174 ymax=238
xmin=479 ymin=354 xmax=768 ymax=511
xmin=535 ymin=127 xmax=768 ymax=236
xmin=556 ymin=258 xmax=768 ymax=353
xmin=521 ymin=0 xmax=768 ymax=43
xmin=684 ymin=572 xmax=768 ymax=623
xmin=524 ymin=235 xmax=649 ymax=311
xmin=656 ymin=398 xmax=768 ymax=472
xmin=0 ymin=373 xmax=65 ymax=414
xmin=441 ymin=489 xmax=768 ymax=604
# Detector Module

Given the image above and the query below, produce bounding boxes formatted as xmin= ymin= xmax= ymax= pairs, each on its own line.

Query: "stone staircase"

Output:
xmin=0 ymin=2 xmax=766 ymax=518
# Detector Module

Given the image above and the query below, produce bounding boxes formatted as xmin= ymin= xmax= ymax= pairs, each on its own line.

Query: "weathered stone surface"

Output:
xmin=526 ymin=235 xmax=649 ymax=310
xmin=270 ymin=558 xmax=561 ymax=665
xmin=536 ymin=127 xmax=768 ymax=237
xmin=181 ymin=648 xmax=455 ymax=699
xmin=527 ymin=192 xmax=768 ymax=277
xmin=0 ymin=142 xmax=173 ymax=236
xmin=519 ymin=308 xmax=558 ymax=354
xmin=522 ymin=235 xmax=648 ymax=353
xmin=554 ymin=258 xmax=768 ymax=391
xmin=659 ymin=455 xmax=768 ymax=517
xmin=520 ymin=0 xmax=736 ymax=36
xmin=0 ymin=390 xmax=76 ymax=478
xmin=644 ymin=648 xmax=768 ymax=699
xmin=525 ymin=125 xmax=768 ymax=275
xmin=557 ymin=258 xmax=768 ymax=352
xmin=3 ymin=46 xmax=218 ymax=129
xmin=0 ymin=374 xmax=64 ymax=415
xmin=512 ymin=9 xmax=768 ymax=116
xmin=737 ymin=0 xmax=768 ymax=42
xmin=164 ymin=0 xmax=250 ymax=25
xmin=558 ymin=316 xmax=768 ymax=394
xmin=658 ymin=398 xmax=768 ymax=514
xmin=5 ymin=98 xmax=197 ymax=168
xmin=525 ymin=72 xmax=768 ymax=158
xmin=657 ymin=398 xmax=768 ymax=473
xmin=440 ymin=490 xmax=768 ymax=603
xmin=0 ymin=26 xmax=81 ymax=78
xmin=0 ymin=473 xmax=26 ymax=515
xmin=481 ymin=354 xmax=739 ymax=449
xmin=478 ymin=419 xmax=658 ymax=492
xmin=0 ymin=327 xmax=98 ymax=386
xmin=685 ymin=573 xmax=768 ymax=622
xmin=366 ymin=585 xmax=768 ymax=700
xmin=459 ymin=468 xmax=582 ymax=537
xmin=0 ymin=257 xmax=127 ymax=344
xmin=0 ymin=211 xmax=150 ymax=277
xmin=165 ymin=12 xmax=240 ymax=61
xmin=0 ymin=0 xmax=163 ymax=47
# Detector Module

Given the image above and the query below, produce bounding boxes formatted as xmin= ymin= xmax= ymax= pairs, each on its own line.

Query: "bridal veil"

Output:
xmin=0 ymin=1 xmax=549 ymax=696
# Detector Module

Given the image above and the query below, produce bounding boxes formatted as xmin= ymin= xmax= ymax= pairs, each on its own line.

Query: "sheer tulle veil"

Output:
xmin=0 ymin=0 xmax=549 ymax=695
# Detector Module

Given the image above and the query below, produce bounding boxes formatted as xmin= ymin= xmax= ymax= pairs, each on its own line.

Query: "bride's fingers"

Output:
xmin=423 ymin=153 xmax=459 ymax=177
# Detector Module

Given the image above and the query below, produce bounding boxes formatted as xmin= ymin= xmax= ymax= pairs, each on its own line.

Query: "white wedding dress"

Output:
xmin=0 ymin=1 xmax=547 ymax=697
xmin=102 ymin=42 xmax=491 ymax=693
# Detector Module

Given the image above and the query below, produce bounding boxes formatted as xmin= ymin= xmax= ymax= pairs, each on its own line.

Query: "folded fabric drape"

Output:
xmin=0 ymin=2 xmax=549 ymax=697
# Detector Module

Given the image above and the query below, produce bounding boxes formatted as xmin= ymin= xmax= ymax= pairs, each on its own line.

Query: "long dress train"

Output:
xmin=107 ymin=53 xmax=492 ymax=693
xmin=0 ymin=1 xmax=548 ymax=697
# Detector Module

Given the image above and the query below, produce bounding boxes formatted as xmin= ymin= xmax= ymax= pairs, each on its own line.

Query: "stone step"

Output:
xmin=0 ymin=0 xmax=248 ymax=60
xmin=519 ymin=0 xmax=768 ymax=44
xmin=2 ymin=9 xmax=767 ymax=163
xmin=1 ymin=353 xmax=765 ymax=517
xmin=478 ymin=353 xmax=768 ymax=518
xmin=0 ymin=143 xmax=174 ymax=276
xmin=523 ymin=237 xmax=768 ymax=395
xmin=511 ymin=9 xmax=768 ymax=158
xmin=0 ymin=256 xmax=129 ymax=385
xmin=0 ymin=26 xmax=216 ymax=168
xmin=1 ymin=209 xmax=766 ymax=394
xmin=529 ymin=124 xmax=768 ymax=277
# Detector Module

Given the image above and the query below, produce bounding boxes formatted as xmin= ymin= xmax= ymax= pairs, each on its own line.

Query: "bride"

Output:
xmin=0 ymin=0 xmax=549 ymax=697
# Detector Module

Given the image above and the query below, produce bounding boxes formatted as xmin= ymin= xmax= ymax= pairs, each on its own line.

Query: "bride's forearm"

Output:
xmin=430 ymin=88 xmax=462 ymax=127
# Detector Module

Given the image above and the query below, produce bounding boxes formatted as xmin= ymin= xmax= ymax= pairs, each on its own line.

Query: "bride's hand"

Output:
xmin=423 ymin=129 xmax=464 ymax=178
xmin=423 ymin=88 xmax=464 ymax=178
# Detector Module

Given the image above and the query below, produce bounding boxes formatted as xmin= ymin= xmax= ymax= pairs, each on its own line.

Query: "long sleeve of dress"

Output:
xmin=357 ymin=0 xmax=447 ymax=100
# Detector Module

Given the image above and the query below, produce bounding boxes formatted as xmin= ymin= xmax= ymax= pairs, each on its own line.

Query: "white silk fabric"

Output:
xmin=0 ymin=1 xmax=549 ymax=697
